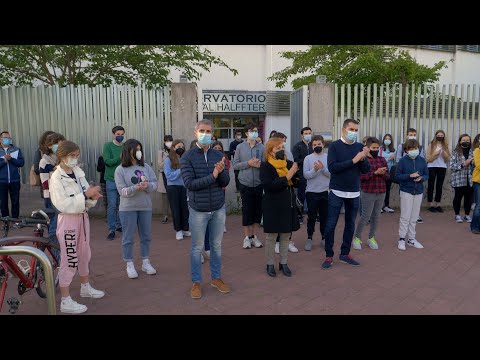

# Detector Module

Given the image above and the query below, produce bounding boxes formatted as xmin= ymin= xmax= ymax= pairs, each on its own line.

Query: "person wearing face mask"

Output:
xmin=114 ymin=139 xmax=158 ymax=279
xmin=39 ymin=132 xmax=65 ymax=260
xmin=157 ymin=135 xmax=174 ymax=224
xmin=303 ymin=135 xmax=330 ymax=251
xmin=34 ymin=131 xmax=55 ymax=199
xmin=0 ymin=131 xmax=24 ymax=226
xmin=103 ymin=125 xmax=126 ymax=240
xmin=450 ymin=134 xmax=474 ymax=224
xmin=426 ymin=130 xmax=450 ymax=212
xmin=292 ymin=127 xmax=314 ymax=225
xmin=260 ymin=137 xmax=301 ymax=277
xmin=229 ymin=130 xmax=244 ymax=193
xmin=395 ymin=139 xmax=429 ymax=250
xmin=233 ymin=123 xmax=265 ymax=250
xmin=352 ymin=137 xmax=389 ymax=251
xmin=49 ymin=141 xmax=105 ymax=314
xmin=395 ymin=128 xmax=425 ymax=224
xmin=164 ymin=140 xmax=191 ymax=241
xmin=321 ymin=119 xmax=370 ymax=270
xmin=381 ymin=134 xmax=396 ymax=213
xmin=181 ymin=119 xmax=230 ymax=299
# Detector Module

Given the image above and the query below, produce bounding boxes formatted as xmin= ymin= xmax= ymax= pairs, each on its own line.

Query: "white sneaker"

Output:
xmin=204 ymin=250 xmax=210 ymax=260
xmin=141 ymin=259 xmax=157 ymax=275
xmin=398 ymin=240 xmax=406 ymax=251
xmin=275 ymin=242 xmax=280 ymax=254
xmin=251 ymin=236 xmax=263 ymax=248
xmin=367 ymin=237 xmax=379 ymax=250
xmin=242 ymin=236 xmax=252 ymax=249
xmin=288 ymin=241 xmax=299 ymax=253
xmin=383 ymin=206 xmax=395 ymax=213
xmin=464 ymin=215 xmax=472 ymax=223
xmin=407 ymin=239 xmax=424 ymax=249
xmin=126 ymin=262 xmax=138 ymax=279
xmin=80 ymin=283 xmax=105 ymax=298
xmin=182 ymin=230 xmax=191 ymax=237
xmin=60 ymin=297 xmax=87 ymax=314
xmin=455 ymin=215 xmax=463 ymax=223
xmin=176 ymin=231 xmax=184 ymax=240
xmin=201 ymin=254 xmax=205 ymax=264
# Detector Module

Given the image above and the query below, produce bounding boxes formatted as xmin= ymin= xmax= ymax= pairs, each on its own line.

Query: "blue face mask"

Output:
xmin=303 ymin=135 xmax=312 ymax=142
xmin=248 ymin=131 xmax=258 ymax=141
xmin=197 ymin=133 xmax=212 ymax=146
xmin=115 ymin=135 xmax=124 ymax=143
xmin=384 ymin=139 xmax=391 ymax=146
xmin=346 ymin=131 xmax=357 ymax=142
xmin=2 ymin=138 xmax=12 ymax=146
xmin=408 ymin=149 xmax=419 ymax=159
xmin=52 ymin=144 xmax=59 ymax=154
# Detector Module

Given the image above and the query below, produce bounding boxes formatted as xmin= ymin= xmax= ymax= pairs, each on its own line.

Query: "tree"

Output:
xmin=268 ymin=45 xmax=447 ymax=89
xmin=0 ymin=45 xmax=237 ymax=88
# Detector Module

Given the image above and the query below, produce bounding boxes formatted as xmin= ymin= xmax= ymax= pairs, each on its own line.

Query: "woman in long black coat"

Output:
xmin=260 ymin=137 xmax=300 ymax=277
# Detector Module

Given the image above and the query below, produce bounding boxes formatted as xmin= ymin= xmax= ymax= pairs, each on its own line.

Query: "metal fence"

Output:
xmin=334 ymin=83 xmax=480 ymax=151
xmin=0 ymin=84 xmax=171 ymax=184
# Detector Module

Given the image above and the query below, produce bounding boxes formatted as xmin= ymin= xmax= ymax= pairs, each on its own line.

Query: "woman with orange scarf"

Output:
xmin=260 ymin=137 xmax=301 ymax=277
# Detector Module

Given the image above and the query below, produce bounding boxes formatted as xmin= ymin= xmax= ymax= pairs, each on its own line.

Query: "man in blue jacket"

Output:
xmin=322 ymin=119 xmax=370 ymax=270
xmin=181 ymin=119 xmax=231 ymax=300
xmin=0 ymin=131 xmax=25 ymax=227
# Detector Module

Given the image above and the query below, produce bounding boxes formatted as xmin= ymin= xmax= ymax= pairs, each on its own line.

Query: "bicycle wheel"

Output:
xmin=34 ymin=244 xmax=60 ymax=299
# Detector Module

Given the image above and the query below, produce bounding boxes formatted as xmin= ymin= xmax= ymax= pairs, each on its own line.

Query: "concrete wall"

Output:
xmin=171 ymin=83 xmax=198 ymax=144
xmin=308 ymin=83 xmax=335 ymax=134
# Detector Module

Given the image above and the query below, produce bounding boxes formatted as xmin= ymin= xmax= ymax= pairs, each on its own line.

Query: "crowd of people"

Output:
xmin=1 ymin=116 xmax=478 ymax=313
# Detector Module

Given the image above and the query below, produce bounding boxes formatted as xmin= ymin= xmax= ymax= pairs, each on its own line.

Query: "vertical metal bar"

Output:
xmin=447 ymin=84 xmax=453 ymax=148
xmin=379 ymin=84 xmax=384 ymax=141
xmin=472 ymin=84 xmax=477 ymax=137
xmin=366 ymin=84 xmax=371 ymax=137
xmin=441 ymin=85 xmax=446 ymax=132
xmin=373 ymin=84 xmax=377 ymax=139
xmin=340 ymin=84 xmax=345 ymax=139
xmin=334 ymin=84 xmax=338 ymax=140
xmin=453 ymin=85 xmax=459 ymax=149
xmin=404 ymin=84 xmax=409 ymax=139
xmin=359 ymin=84 xmax=364 ymax=135
xmin=347 ymin=84 xmax=351 ymax=119
xmin=435 ymin=84 xmax=440 ymax=134
xmin=466 ymin=84 xmax=471 ymax=136
xmin=397 ymin=84 xmax=403 ymax=152
xmin=460 ymin=84 xmax=465 ymax=136
xmin=416 ymin=84 xmax=421 ymax=137
xmin=385 ymin=83 xmax=390 ymax=137
xmin=353 ymin=83 xmax=358 ymax=122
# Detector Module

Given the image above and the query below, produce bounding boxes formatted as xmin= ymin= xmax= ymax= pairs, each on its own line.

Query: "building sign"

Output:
xmin=203 ymin=91 xmax=266 ymax=112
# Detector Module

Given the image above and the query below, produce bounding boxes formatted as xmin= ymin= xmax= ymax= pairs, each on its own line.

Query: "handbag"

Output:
xmin=29 ymin=165 xmax=41 ymax=186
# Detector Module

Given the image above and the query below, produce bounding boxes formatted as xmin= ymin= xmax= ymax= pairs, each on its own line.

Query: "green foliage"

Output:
xmin=0 ymin=45 xmax=237 ymax=88
xmin=268 ymin=45 xmax=447 ymax=89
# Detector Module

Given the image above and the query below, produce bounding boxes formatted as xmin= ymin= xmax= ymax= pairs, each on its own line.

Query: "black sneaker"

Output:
xmin=116 ymin=227 xmax=122 ymax=232
xmin=162 ymin=216 xmax=168 ymax=224
xmin=417 ymin=217 xmax=424 ymax=224
xmin=339 ymin=254 xmax=360 ymax=266
xmin=107 ymin=231 xmax=115 ymax=240
xmin=435 ymin=207 xmax=443 ymax=213
xmin=428 ymin=207 xmax=437 ymax=213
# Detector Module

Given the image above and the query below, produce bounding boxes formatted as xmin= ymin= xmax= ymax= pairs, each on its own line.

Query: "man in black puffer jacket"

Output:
xmin=181 ymin=119 xmax=231 ymax=300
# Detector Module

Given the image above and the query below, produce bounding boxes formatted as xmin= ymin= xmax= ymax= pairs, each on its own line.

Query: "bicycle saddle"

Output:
xmin=31 ymin=209 xmax=54 ymax=221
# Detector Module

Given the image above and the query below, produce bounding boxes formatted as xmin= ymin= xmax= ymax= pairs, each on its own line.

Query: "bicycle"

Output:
xmin=0 ymin=209 xmax=60 ymax=314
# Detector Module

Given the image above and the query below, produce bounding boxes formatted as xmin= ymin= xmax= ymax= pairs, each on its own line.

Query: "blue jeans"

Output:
xmin=324 ymin=192 xmax=360 ymax=258
xmin=471 ymin=183 xmax=480 ymax=232
xmin=119 ymin=210 xmax=152 ymax=262
xmin=106 ymin=180 xmax=121 ymax=232
xmin=189 ymin=205 xmax=226 ymax=283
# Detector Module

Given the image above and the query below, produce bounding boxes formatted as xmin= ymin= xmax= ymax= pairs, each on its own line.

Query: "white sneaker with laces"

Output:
xmin=455 ymin=215 xmax=463 ymax=223
xmin=398 ymin=240 xmax=406 ymax=251
xmin=275 ymin=242 xmax=280 ymax=254
xmin=288 ymin=241 xmax=299 ymax=253
xmin=251 ymin=235 xmax=263 ymax=248
xmin=61 ymin=297 xmax=88 ymax=314
xmin=80 ymin=283 xmax=105 ymax=298
xmin=243 ymin=236 xmax=252 ymax=249
xmin=383 ymin=206 xmax=395 ymax=213
xmin=176 ymin=231 xmax=184 ymax=240
xmin=126 ymin=262 xmax=138 ymax=279
xmin=141 ymin=259 xmax=157 ymax=275
xmin=407 ymin=239 xmax=424 ymax=249
xmin=182 ymin=230 xmax=191 ymax=237
xmin=464 ymin=215 xmax=472 ymax=223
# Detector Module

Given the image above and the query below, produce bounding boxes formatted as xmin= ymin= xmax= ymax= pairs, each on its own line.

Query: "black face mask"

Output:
xmin=175 ymin=148 xmax=185 ymax=156
xmin=370 ymin=150 xmax=379 ymax=158
xmin=461 ymin=142 xmax=471 ymax=149
xmin=314 ymin=146 xmax=323 ymax=154
xmin=436 ymin=136 xmax=444 ymax=142
xmin=275 ymin=150 xmax=285 ymax=160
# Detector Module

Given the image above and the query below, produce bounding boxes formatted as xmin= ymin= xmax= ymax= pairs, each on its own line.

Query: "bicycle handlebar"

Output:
xmin=1 ymin=216 xmax=49 ymax=225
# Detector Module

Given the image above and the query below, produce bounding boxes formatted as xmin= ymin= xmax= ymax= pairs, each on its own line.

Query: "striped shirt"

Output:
xmin=39 ymin=154 xmax=57 ymax=198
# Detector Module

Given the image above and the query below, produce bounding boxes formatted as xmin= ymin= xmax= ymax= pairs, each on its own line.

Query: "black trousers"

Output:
xmin=166 ymin=185 xmax=189 ymax=232
xmin=306 ymin=191 xmax=328 ymax=239
xmin=427 ymin=167 xmax=447 ymax=203
xmin=0 ymin=182 xmax=21 ymax=218
xmin=453 ymin=186 xmax=474 ymax=215
xmin=234 ymin=170 xmax=240 ymax=191
xmin=297 ymin=175 xmax=307 ymax=215
xmin=240 ymin=184 xmax=263 ymax=226
xmin=384 ymin=179 xmax=392 ymax=208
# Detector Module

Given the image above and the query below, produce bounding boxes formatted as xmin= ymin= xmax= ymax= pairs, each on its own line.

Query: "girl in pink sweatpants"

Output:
xmin=49 ymin=140 xmax=105 ymax=314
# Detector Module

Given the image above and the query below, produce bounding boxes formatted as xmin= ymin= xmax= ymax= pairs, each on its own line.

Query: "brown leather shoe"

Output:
xmin=210 ymin=278 xmax=230 ymax=293
xmin=191 ymin=282 xmax=202 ymax=299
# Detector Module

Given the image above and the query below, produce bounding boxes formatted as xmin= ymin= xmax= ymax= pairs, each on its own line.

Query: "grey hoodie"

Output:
xmin=233 ymin=141 xmax=265 ymax=188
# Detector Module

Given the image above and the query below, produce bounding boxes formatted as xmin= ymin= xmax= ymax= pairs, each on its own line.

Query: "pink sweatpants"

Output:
xmin=56 ymin=213 xmax=91 ymax=288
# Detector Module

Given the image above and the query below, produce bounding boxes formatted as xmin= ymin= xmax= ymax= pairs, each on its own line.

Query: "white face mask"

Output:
xmin=65 ymin=158 xmax=78 ymax=168
xmin=165 ymin=142 xmax=172 ymax=149
xmin=136 ymin=150 xmax=142 ymax=161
